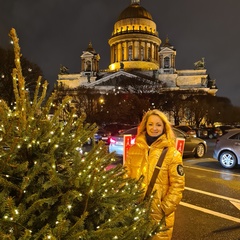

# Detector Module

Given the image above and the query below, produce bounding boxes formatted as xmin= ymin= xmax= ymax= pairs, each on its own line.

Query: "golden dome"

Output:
xmin=108 ymin=1 xmax=160 ymax=72
xmin=117 ymin=3 xmax=153 ymax=21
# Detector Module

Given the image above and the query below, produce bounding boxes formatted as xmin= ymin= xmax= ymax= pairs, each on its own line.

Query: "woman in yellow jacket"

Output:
xmin=125 ymin=109 xmax=185 ymax=240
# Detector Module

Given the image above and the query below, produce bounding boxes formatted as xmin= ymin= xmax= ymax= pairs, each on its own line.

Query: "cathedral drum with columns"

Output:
xmin=57 ymin=0 xmax=217 ymax=103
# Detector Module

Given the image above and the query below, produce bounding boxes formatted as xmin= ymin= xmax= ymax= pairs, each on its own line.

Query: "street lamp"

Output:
xmin=99 ymin=96 xmax=104 ymax=104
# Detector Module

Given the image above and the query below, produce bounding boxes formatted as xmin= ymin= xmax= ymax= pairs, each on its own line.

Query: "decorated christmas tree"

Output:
xmin=0 ymin=29 xmax=164 ymax=239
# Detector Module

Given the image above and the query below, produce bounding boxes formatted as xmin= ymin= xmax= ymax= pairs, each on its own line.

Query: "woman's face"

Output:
xmin=146 ymin=114 xmax=164 ymax=137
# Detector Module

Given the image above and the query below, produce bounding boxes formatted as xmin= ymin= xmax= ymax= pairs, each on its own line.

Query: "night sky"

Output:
xmin=1 ymin=0 xmax=240 ymax=106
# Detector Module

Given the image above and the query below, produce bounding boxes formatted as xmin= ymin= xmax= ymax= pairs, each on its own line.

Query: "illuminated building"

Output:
xmin=57 ymin=0 xmax=217 ymax=102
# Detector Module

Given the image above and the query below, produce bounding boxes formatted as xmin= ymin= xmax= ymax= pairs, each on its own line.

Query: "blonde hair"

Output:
xmin=138 ymin=109 xmax=176 ymax=144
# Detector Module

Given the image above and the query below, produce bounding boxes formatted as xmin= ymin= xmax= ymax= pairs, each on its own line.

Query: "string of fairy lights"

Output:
xmin=0 ymin=28 xmax=164 ymax=239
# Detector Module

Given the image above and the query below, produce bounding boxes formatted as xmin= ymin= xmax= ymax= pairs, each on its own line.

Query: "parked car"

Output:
xmin=109 ymin=127 xmax=207 ymax=158
xmin=175 ymin=125 xmax=197 ymax=137
xmin=85 ymin=127 xmax=111 ymax=145
xmin=217 ymin=125 xmax=235 ymax=135
xmin=94 ymin=128 xmax=111 ymax=144
xmin=196 ymin=127 xmax=222 ymax=139
xmin=213 ymin=128 xmax=240 ymax=169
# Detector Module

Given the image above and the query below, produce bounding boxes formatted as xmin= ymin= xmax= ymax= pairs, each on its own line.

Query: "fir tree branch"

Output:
xmin=9 ymin=29 xmax=27 ymax=130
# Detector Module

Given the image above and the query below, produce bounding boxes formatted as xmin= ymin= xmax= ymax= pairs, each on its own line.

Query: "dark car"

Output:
xmin=109 ymin=127 xmax=207 ymax=158
xmin=94 ymin=128 xmax=111 ymax=144
xmin=85 ymin=127 xmax=111 ymax=145
xmin=196 ymin=127 xmax=222 ymax=139
xmin=218 ymin=125 xmax=235 ymax=135
xmin=213 ymin=128 xmax=240 ymax=169
xmin=175 ymin=125 xmax=197 ymax=137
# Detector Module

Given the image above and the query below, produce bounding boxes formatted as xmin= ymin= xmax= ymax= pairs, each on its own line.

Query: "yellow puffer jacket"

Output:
xmin=124 ymin=133 xmax=185 ymax=240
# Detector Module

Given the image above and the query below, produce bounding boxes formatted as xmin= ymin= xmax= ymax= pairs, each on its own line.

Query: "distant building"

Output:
xmin=56 ymin=0 xmax=217 ymax=123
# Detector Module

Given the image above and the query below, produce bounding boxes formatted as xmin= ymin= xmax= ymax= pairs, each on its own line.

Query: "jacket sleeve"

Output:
xmin=161 ymin=149 xmax=185 ymax=216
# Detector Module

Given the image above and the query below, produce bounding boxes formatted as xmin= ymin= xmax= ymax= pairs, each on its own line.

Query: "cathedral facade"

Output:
xmin=57 ymin=0 xmax=217 ymax=100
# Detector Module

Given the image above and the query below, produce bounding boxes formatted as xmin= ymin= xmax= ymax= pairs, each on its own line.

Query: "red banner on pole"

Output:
xmin=176 ymin=137 xmax=185 ymax=156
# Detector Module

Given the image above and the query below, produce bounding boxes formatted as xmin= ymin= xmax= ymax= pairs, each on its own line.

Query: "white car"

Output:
xmin=213 ymin=128 xmax=240 ymax=169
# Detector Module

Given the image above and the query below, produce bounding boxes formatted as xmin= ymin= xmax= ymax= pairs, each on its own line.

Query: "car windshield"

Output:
xmin=173 ymin=128 xmax=186 ymax=138
xmin=122 ymin=128 xmax=137 ymax=135
xmin=178 ymin=126 xmax=190 ymax=131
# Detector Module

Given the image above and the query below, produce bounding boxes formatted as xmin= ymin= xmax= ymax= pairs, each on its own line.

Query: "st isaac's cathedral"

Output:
xmin=57 ymin=0 xmax=217 ymax=105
